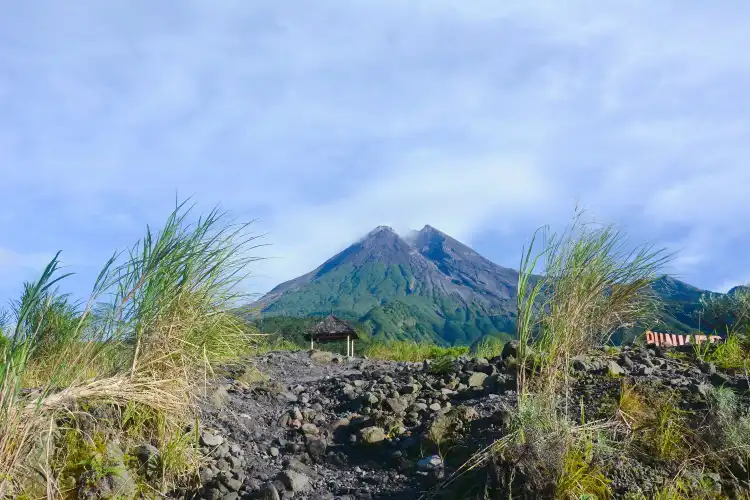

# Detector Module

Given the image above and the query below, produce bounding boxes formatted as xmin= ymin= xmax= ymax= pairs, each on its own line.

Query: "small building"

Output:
xmin=304 ymin=314 xmax=359 ymax=357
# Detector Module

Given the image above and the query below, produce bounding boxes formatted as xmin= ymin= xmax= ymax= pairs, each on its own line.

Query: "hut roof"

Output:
xmin=304 ymin=314 xmax=359 ymax=342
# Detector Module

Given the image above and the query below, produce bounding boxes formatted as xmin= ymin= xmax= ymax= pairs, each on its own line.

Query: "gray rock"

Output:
xmin=620 ymin=355 xmax=635 ymax=369
xmin=306 ymin=437 xmax=327 ymax=461
xmin=220 ymin=475 xmax=243 ymax=492
xmin=269 ymin=446 xmax=280 ymax=457
xmin=501 ymin=340 xmax=520 ymax=359
xmin=253 ymin=483 xmax=281 ymax=500
xmin=399 ymin=384 xmax=420 ymax=395
xmin=572 ymin=358 xmax=588 ymax=371
xmin=638 ymin=365 xmax=654 ymax=376
xmin=200 ymin=468 xmax=217 ymax=483
xmin=310 ymin=350 xmax=334 ymax=363
xmin=607 ymin=360 xmax=625 ymax=377
xmin=202 ymin=487 xmax=223 ymax=500
xmin=360 ymin=426 xmax=387 ymax=444
xmin=201 ymin=431 xmax=224 ymax=447
xmin=278 ymin=392 xmax=299 ymax=403
xmin=417 ymin=454 xmax=444 ymax=471
xmin=362 ymin=392 xmax=379 ymax=405
xmin=301 ymin=423 xmax=319 ymax=436
xmin=693 ymin=382 xmax=712 ymax=398
xmin=711 ymin=372 xmax=731 ymax=387
xmin=210 ymin=386 xmax=231 ymax=407
xmin=384 ymin=397 xmax=407 ymax=414
xmin=289 ymin=407 xmax=303 ymax=421
xmin=700 ymin=362 xmax=717 ymax=375
xmin=277 ymin=470 xmax=311 ymax=493
xmin=467 ymin=372 xmax=488 ymax=388
xmin=330 ymin=418 xmax=351 ymax=432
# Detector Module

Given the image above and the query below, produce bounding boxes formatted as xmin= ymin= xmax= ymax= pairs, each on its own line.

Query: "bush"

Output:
xmin=363 ymin=340 xmax=469 ymax=362
xmin=470 ymin=336 xmax=505 ymax=358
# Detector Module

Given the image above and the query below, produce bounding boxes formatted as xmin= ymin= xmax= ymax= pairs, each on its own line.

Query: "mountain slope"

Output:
xmin=253 ymin=225 xmax=715 ymax=345
xmin=256 ymin=225 xmax=517 ymax=345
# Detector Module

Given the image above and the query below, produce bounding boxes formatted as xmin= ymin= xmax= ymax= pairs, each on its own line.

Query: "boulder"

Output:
xmin=362 ymin=392 xmax=379 ymax=405
xmin=417 ymin=454 xmax=444 ymax=472
xmin=238 ymin=366 xmax=269 ymax=385
xmin=501 ymin=341 xmax=520 ymax=359
xmin=210 ymin=386 xmax=231 ymax=407
xmin=301 ymin=423 xmax=319 ymax=436
xmin=360 ymin=426 xmax=387 ymax=444
xmin=572 ymin=357 xmax=588 ymax=372
xmin=607 ymin=360 xmax=625 ymax=377
xmin=306 ymin=437 xmax=327 ymax=461
xmin=200 ymin=431 xmax=224 ymax=448
xmin=310 ymin=350 xmax=334 ymax=363
xmin=467 ymin=372 xmax=488 ymax=388
xmin=620 ymin=355 xmax=635 ymax=369
xmin=253 ymin=483 xmax=281 ymax=500
xmin=278 ymin=391 xmax=299 ymax=403
xmin=384 ymin=397 xmax=408 ymax=414
xmin=700 ymin=362 xmax=717 ymax=375
xmin=277 ymin=470 xmax=312 ymax=494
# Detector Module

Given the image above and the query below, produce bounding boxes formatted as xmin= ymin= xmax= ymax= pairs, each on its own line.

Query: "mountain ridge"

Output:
xmin=252 ymin=225 xmax=715 ymax=345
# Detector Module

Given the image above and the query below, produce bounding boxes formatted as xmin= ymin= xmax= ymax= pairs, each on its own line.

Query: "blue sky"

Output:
xmin=1 ymin=1 xmax=749 ymax=305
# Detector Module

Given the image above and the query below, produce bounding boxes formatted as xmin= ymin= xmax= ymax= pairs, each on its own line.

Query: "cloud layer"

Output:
xmin=1 ymin=1 xmax=748 ymax=303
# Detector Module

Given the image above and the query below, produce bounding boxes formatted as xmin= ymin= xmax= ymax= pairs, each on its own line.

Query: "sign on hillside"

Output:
xmin=645 ymin=330 xmax=722 ymax=347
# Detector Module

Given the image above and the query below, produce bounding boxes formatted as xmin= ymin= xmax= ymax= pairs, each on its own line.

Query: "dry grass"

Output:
xmin=617 ymin=380 xmax=649 ymax=432
xmin=0 ymin=199 xmax=263 ymax=496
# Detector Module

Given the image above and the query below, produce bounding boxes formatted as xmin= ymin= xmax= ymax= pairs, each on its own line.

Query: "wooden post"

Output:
xmin=347 ymin=335 xmax=351 ymax=358
xmin=351 ymin=339 xmax=355 ymax=357
xmin=310 ymin=337 xmax=314 ymax=350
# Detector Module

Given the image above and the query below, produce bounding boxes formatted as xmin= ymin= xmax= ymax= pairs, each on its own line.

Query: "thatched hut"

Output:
xmin=304 ymin=314 xmax=359 ymax=356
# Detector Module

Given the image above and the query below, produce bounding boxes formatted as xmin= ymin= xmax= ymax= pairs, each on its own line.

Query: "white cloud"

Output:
xmin=0 ymin=1 xmax=748 ymax=299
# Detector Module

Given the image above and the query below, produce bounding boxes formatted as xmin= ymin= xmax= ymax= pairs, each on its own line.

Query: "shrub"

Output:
xmin=363 ymin=340 xmax=468 ymax=362
xmin=705 ymin=331 xmax=750 ymax=371
xmin=704 ymin=386 xmax=750 ymax=460
xmin=470 ymin=336 xmax=505 ymax=359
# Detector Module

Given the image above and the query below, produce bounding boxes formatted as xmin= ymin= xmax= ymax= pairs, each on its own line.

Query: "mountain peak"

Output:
xmin=366 ymin=225 xmax=397 ymax=237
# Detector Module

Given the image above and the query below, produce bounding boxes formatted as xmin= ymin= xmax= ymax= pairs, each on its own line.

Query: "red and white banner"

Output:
xmin=645 ymin=330 xmax=722 ymax=347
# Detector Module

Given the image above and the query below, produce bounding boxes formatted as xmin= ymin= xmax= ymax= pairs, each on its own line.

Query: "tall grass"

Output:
xmin=0 ymin=254 xmax=113 ymax=496
xmin=0 ymin=200 xmax=263 ymax=496
xmin=441 ymin=209 xmax=670 ymax=499
xmin=517 ymin=208 xmax=670 ymax=402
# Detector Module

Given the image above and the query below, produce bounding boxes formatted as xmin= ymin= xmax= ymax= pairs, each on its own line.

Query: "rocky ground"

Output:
xmin=187 ymin=344 xmax=750 ymax=500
